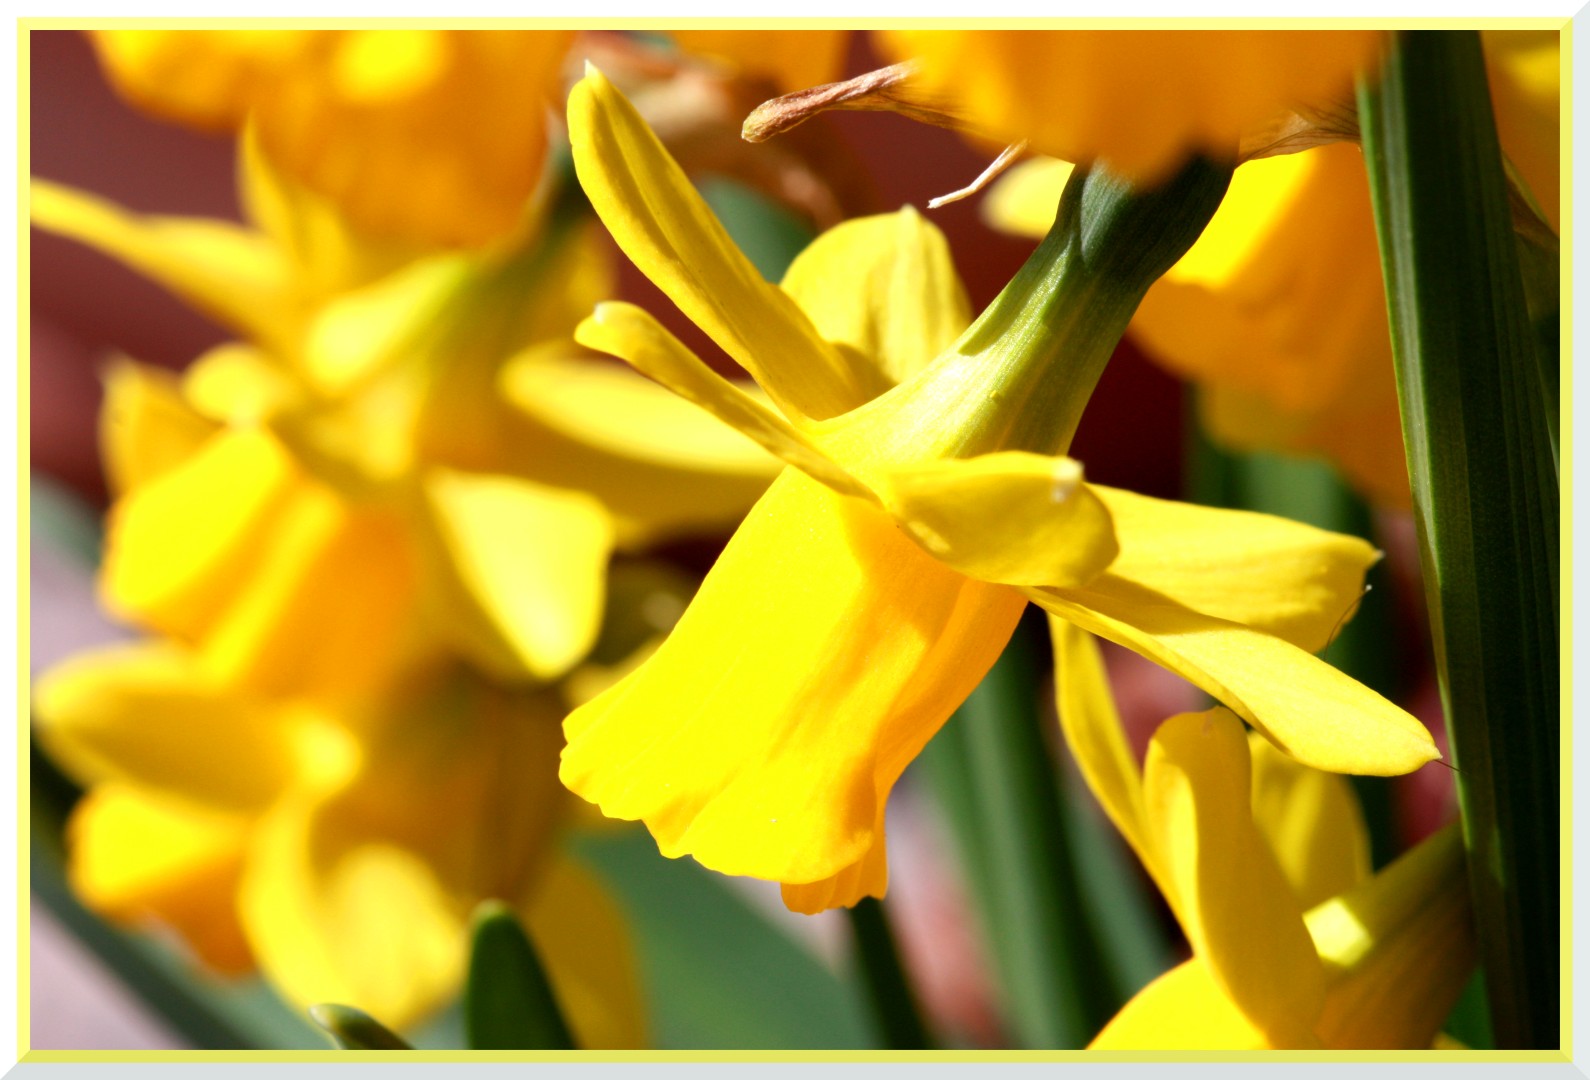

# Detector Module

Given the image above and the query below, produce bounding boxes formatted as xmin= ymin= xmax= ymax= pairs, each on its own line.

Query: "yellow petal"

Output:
xmin=778 ymin=807 xmax=890 ymax=915
xmin=501 ymin=351 xmax=779 ymax=479
xmin=240 ymin=793 xmax=467 ymax=1030
xmin=1307 ymin=825 xmax=1477 ymax=1049
xmin=423 ymin=469 xmax=613 ymax=684
xmin=194 ymin=486 xmax=422 ymax=700
xmin=780 ymin=207 xmax=971 ymax=386
xmin=91 ymin=29 xmax=316 ymax=131
xmin=33 ymin=642 xmax=296 ymax=813
xmin=1094 ymin=484 xmax=1379 ymax=652
xmin=1031 ymin=579 xmax=1438 ymax=776
xmin=100 ymin=427 xmax=297 ymax=640
xmin=1049 ymin=618 xmax=1152 ymax=875
xmin=877 ymin=452 xmax=1117 ymax=588
xmin=561 ymin=469 xmax=1025 ymax=891
xmin=567 ymin=66 xmax=883 ymax=420
xmin=98 ymin=357 xmax=218 ymax=497
xmin=573 ymin=303 xmax=872 ymax=500
xmin=1248 ymin=731 xmax=1370 ymax=910
xmin=180 ymin=343 xmax=299 ymax=426
xmin=1143 ymin=709 xmax=1325 ymax=1049
xmin=1090 ymin=959 xmax=1269 ymax=1050
xmin=30 ymin=179 xmax=292 ymax=350
xmin=301 ymin=252 xmax=470 ymax=394
xmin=67 ymin=784 xmax=254 ymax=976
xmin=982 ymin=157 xmax=1075 ymax=240
xmin=520 ymin=855 xmax=648 ymax=1049
xmin=671 ymin=29 xmax=848 ymax=94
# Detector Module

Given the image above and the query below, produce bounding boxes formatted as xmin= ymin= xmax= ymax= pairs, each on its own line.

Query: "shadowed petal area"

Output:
xmin=561 ymin=469 xmax=1025 ymax=889
xmin=1032 ymin=579 xmax=1438 ymax=776
xmin=1248 ymin=732 xmax=1371 ymax=910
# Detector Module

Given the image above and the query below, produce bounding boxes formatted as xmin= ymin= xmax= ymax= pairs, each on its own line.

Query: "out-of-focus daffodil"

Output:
xmin=878 ymin=30 xmax=1382 ymax=183
xmin=982 ymin=31 xmax=1560 ymax=506
xmin=556 ymin=68 xmax=1437 ymax=916
xmin=1054 ymin=618 xmax=1473 ymax=1049
xmin=32 ymin=126 xmax=780 ymax=1035
xmin=34 ymin=645 xmax=644 ymax=1043
xmin=91 ymin=29 xmax=575 ymax=248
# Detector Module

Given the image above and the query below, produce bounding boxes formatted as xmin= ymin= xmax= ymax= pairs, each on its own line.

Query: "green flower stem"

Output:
xmin=844 ymin=898 xmax=935 ymax=1050
xmin=920 ymin=611 xmax=1115 ymax=1048
xmin=1357 ymin=30 xmax=1559 ymax=1048
xmin=905 ymin=155 xmax=1232 ymax=462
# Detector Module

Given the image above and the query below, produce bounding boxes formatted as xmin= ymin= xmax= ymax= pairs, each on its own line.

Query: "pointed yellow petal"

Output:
xmin=1143 ymin=709 xmax=1325 ymax=1049
xmin=574 ymin=303 xmax=872 ymax=500
xmin=1090 ymin=959 xmax=1269 ymax=1050
xmin=424 ymin=469 xmax=613 ymax=683
xmin=1094 ymin=485 xmax=1379 ymax=653
xmin=68 ymin=784 xmax=254 ymax=975
xmin=1248 ymin=731 xmax=1370 ymax=910
xmin=1031 ymin=580 xmax=1439 ymax=776
xmin=561 ymin=469 xmax=1025 ymax=889
xmin=568 ymin=67 xmax=883 ymax=420
xmin=983 ymin=157 xmax=1076 ymax=240
xmin=1049 ymin=617 xmax=1153 ymax=874
xmin=30 ymin=178 xmax=292 ymax=348
xmin=1307 ymin=825 xmax=1477 ymax=1049
xmin=98 ymin=358 xmax=218 ymax=497
xmin=33 ymin=642 xmax=296 ymax=812
xmin=501 ymin=351 xmax=779 ymax=478
xmin=520 ymin=855 xmax=648 ymax=1049
xmin=877 ymin=452 xmax=1117 ymax=588
xmin=780 ymin=207 xmax=971 ymax=385
xmin=100 ymin=427 xmax=298 ymax=639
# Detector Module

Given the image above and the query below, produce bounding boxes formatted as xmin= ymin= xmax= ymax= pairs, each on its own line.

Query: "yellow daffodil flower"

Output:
xmin=556 ymin=68 xmax=1437 ymax=916
xmin=879 ymin=30 xmax=1383 ymax=183
xmin=982 ymin=31 xmax=1559 ymax=506
xmin=1054 ymin=618 xmax=1474 ymax=1049
xmin=34 ymin=644 xmax=645 ymax=1044
xmin=91 ymin=29 xmax=575 ymax=248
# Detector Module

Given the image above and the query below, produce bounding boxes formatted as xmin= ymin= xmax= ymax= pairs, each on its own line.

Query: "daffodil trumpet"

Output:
xmin=559 ymin=67 xmax=1438 ymax=916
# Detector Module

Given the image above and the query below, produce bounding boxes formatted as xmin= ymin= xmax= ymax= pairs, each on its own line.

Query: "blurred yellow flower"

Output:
xmin=31 ymin=118 xmax=782 ymax=1037
xmin=880 ymin=30 xmax=1382 ymax=182
xmin=1055 ymin=621 xmax=1473 ymax=1050
xmin=91 ymin=29 xmax=575 ymax=248
xmin=557 ymin=68 xmax=1436 ymax=916
xmin=982 ymin=31 xmax=1560 ymax=506
xmin=34 ymin=646 xmax=644 ymax=1042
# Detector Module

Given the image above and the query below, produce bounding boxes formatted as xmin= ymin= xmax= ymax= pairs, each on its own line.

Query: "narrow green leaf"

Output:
xmin=463 ymin=901 xmax=576 ymax=1050
xmin=572 ymin=828 xmax=870 ymax=1049
xmin=1357 ymin=29 xmax=1559 ymax=1048
xmin=308 ymin=1004 xmax=412 ymax=1050
xmin=844 ymin=898 xmax=934 ymax=1050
